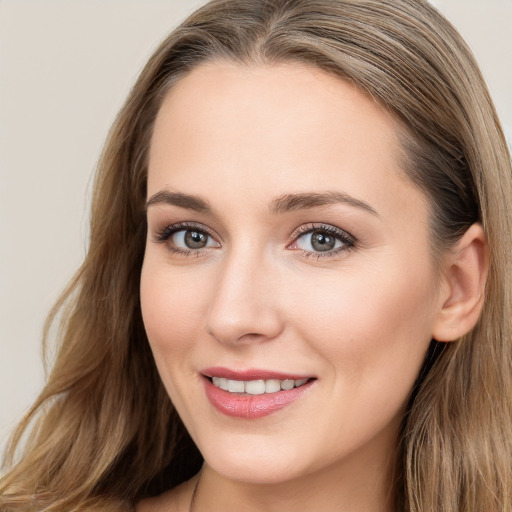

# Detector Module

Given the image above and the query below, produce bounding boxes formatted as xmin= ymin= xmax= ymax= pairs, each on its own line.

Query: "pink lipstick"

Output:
xmin=201 ymin=367 xmax=315 ymax=419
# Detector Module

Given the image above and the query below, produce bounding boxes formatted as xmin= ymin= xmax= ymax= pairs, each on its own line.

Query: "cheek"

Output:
xmin=289 ymin=262 xmax=437 ymax=452
xmin=290 ymin=259 xmax=437 ymax=387
xmin=140 ymin=259 xmax=207 ymax=359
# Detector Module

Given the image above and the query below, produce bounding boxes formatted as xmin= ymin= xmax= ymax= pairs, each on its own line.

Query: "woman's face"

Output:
xmin=141 ymin=61 xmax=444 ymax=485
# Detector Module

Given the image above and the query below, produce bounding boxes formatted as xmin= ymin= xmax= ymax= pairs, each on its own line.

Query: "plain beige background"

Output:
xmin=1 ymin=0 xmax=511 ymax=456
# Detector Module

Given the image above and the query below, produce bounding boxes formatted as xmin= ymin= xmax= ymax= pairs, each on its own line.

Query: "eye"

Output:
xmin=288 ymin=224 xmax=356 ymax=257
xmin=155 ymin=223 xmax=220 ymax=254
xmin=172 ymin=229 xmax=214 ymax=249
xmin=298 ymin=230 xmax=341 ymax=252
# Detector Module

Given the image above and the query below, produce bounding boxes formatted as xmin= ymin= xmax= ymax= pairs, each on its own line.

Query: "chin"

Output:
xmin=197 ymin=435 xmax=315 ymax=485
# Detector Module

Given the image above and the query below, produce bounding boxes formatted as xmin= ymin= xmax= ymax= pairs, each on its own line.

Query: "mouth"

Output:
xmin=208 ymin=376 xmax=311 ymax=395
xmin=201 ymin=367 xmax=316 ymax=418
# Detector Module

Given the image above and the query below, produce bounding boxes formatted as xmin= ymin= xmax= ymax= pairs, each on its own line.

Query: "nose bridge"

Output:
xmin=206 ymin=241 xmax=282 ymax=344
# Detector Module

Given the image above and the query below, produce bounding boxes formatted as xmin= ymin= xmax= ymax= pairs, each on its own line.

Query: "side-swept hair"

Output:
xmin=2 ymin=1 xmax=511 ymax=510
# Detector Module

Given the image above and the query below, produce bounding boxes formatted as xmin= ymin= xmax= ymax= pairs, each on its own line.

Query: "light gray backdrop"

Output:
xmin=1 ymin=0 xmax=511 ymax=456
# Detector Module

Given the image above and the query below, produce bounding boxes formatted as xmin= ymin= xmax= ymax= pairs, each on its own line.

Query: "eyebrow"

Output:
xmin=146 ymin=190 xmax=379 ymax=217
xmin=146 ymin=190 xmax=212 ymax=213
xmin=269 ymin=192 xmax=379 ymax=217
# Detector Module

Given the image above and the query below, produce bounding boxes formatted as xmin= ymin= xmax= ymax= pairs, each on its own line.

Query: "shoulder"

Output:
xmin=135 ymin=474 xmax=199 ymax=512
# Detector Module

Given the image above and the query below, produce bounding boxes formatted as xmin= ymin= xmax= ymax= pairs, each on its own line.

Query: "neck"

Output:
xmin=191 ymin=448 xmax=396 ymax=512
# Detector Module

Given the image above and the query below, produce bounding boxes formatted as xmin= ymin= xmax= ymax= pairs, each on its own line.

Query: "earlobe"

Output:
xmin=432 ymin=223 xmax=489 ymax=342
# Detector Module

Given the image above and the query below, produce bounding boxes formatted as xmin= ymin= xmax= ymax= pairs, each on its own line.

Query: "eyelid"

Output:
xmin=288 ymin=223 xmax=357 ymax=257
xmin=152 ymin=221 xmax=356 ymax=258
xmin=153 ymin=221 xmax=221 ymax=255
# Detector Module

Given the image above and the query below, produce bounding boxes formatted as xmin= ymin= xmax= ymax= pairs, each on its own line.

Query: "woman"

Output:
xmin=1 ymin=0 xmax=511 ymax=510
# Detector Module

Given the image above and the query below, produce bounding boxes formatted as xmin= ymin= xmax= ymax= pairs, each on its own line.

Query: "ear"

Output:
xmin=432 ymin=223 xmax=489 ymax=342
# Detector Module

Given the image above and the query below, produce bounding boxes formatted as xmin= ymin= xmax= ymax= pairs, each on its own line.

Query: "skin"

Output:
xmin=138 ymin=61 xmax=483 ymax=512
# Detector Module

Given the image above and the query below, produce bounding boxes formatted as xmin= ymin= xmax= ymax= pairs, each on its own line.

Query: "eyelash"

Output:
xmin=289 ymin=223 xmax=357 ymax=259
xmin=153 ymin=222 xmax=357 ymax=259
xmin=154 ymin=222 xmax=218 ymax=257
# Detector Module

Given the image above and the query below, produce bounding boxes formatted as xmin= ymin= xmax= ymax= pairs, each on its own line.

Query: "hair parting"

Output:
xmin=1 ymin=1 xmax=511 ymax=510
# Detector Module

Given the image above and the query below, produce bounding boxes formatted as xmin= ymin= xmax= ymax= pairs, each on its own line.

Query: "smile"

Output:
xmin=211 ymin=377 xmax=309 ymax=395
xmin=201 ymin=368 xmax=316 ymax=419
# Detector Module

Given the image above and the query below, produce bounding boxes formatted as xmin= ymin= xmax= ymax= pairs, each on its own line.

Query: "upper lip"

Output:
xmin=201 ymin=366 xmax=315 ymax=381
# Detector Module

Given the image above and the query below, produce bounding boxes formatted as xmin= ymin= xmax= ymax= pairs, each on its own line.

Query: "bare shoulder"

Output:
xmin=135 ymin=475 xmax=199 ymax=512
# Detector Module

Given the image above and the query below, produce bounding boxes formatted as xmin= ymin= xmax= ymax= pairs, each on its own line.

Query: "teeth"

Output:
xmin=212 ymin=377 xmax=310 ymax=395
xmin=281 ymin=379 xmax=294 ymax=390
xmin=212 ymin=377 xmax=229 ymax=390
xmin=245 ymin=380 xmax=266 ymax=395
xmin=227 ymin=379 xmax=245 ymax=393
xmin=265 ymin=379 xmax=281 ymax=393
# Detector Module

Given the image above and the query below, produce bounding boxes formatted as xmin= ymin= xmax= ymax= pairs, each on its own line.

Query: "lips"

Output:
xmin=212 ymin=376 xmax=309 ymax=394
xmin=201 ymin=367 xmax=316 ymax=419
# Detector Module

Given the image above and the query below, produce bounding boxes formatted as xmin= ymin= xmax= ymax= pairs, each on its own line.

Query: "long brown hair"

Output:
xmin=2 ymin=1 xmax=511 ymax=510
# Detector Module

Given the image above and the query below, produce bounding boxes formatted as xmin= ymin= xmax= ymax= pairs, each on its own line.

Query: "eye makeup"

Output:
xmin=152 ymin=219 xmax=357 ymax=260
xmin=288 ymin=223 xmax=357 ymax=259
xmin=154 ymin=221 xmax=219 ymax=257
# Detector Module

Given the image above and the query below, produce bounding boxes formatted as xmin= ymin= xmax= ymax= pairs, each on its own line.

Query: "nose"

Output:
xmin=205 ymin=248 xmax=284 ymax=345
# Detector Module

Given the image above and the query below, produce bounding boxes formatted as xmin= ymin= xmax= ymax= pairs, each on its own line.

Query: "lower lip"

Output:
xmin=203 ymin=377 xmax=314 ymax=419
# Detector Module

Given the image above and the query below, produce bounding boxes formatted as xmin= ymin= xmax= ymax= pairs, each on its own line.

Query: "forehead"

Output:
xmin=148 ymin=61 xmax=427 ymax=224
xmin=150 ymin=61 xmax=399 ymax=171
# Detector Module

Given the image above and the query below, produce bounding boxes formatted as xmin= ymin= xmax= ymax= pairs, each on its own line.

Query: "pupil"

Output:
xmin=185 ymin=230 xmax=207 ymax=249
xmin=311 ymin=231 xmax=335 ymax=251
